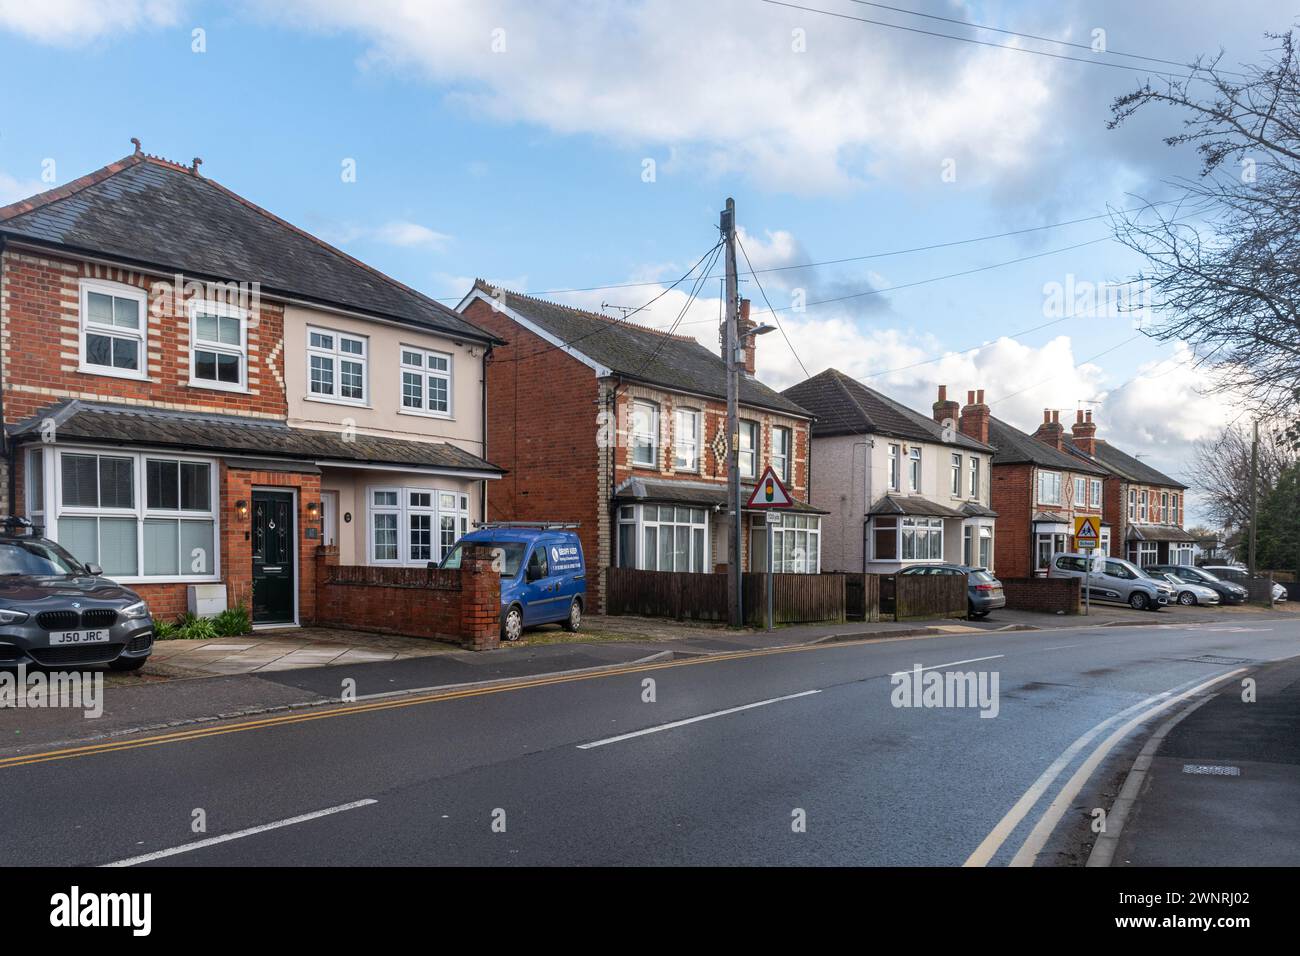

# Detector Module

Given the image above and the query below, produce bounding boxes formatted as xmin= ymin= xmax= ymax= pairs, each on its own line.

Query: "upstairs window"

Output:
xmin=950 ymin=453 xmax=961 ymax=495
xmin=909 ymin=447 xmax=922 ymax=492
xmin=1073 ymin=477 xmax=1087 ymax=506
xmin=1037 ymin=470 xmax=1062 ymax=505
xmin=772 ymin=426 xmax=792 ymax=483
xmin=632 ymin=401 xmax=659 ymax=467
xmin=80 ymin=280 xmax=147 ymax=380
xmin=674 ymin=408 xmax=700 ymax=471
xmin=969 ymin=456 xmax=981 ymax=499
xmin=738 ymin=420 xmax=759 ymax=479
xmin=888 ymin=444 xmax=901 ymax=491
xmin=190 ymin=300 xmax=247 ymax=390
xmin=307 ymin=328 xmax=368 ymax=404
xmin=400 ymin=347 xmax=452 ymax=416
xmin=1090 ymin=479 xmax=1102 ymax=508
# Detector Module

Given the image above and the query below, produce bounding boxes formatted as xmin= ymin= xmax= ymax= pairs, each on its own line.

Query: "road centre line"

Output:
xmin=576 ymin=690 xmax=822 ymax=749
xmin=101 ymin=799 xmax=378 ymax=867
xmin=889 ymin=655 xmax=1003 ymax=677
xmin=963 ymin=669 xmax=1240 ymax=867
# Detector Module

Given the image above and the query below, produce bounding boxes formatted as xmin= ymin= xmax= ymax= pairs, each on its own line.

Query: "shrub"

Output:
xmin=154 ymin=618 xmax=178 ymax=640
xmin=212 ymin=604 xmax=252 ymax=637
xmin=178 ymin=616 xmax=218 ymax=641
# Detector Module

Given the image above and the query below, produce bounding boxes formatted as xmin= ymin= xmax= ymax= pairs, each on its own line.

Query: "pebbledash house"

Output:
xmin=0 ymin=147 xmax=503 ymax=627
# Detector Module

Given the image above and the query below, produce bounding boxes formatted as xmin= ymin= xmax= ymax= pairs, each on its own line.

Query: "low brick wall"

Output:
xmin=1000 ymin=577 xmax=1081 ymax=614
xmin=315 ymin=545 xmax=501 ymax=651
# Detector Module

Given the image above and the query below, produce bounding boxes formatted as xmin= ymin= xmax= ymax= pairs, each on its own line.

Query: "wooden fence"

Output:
xmin=606 ymin=567 xmax=729 ymax=621
xmin=742 ymin=572 xmax=846 ymax=626
xmin=894 ymin=574 xmax=967 ymax=620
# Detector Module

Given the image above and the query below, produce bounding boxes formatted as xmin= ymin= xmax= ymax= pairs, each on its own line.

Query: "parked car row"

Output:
xmin=1046 ymin=552 xmax=1281 ymax=612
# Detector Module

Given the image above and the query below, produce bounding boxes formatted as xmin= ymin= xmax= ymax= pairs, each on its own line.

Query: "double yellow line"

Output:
xmin=0 ymin=640 xmax=850 ymax=771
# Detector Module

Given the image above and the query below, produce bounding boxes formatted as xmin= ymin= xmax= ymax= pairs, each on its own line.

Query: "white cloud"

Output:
xmin=0 ymin=0 xmax=183 ymax=44
xmin=320 ymin=219 xmax=452 ymax=250
xmin=257 ymin=0 xmax=1056 ymax=193
xmin=0 ymin=169 xmax=45 ymax=205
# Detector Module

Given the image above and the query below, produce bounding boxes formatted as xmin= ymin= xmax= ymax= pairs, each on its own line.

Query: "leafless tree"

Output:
xmin=1190 ymin=421 xmax=1295 ymax=532
xmin=1108 ymin=30 xmax=1300 ymax=423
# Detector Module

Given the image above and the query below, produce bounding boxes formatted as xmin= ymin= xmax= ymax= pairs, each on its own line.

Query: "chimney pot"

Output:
xmin=967 ymin=390 xmax=976 ymax=405
xmin=1052 ymin=409 xmax=1060 ymax=424
xmin=976 ymin=388 xmax=984 ymax=404
xmin=1076 ymin=409 xmax=1084 ymax=424
xmin=937 ymin=385 xmax=947 ymax=402
xmin=1043 ymin=409 xmax=1051 ymax=423
xmin=1086 ymin=410 xmax=1093 ymax=423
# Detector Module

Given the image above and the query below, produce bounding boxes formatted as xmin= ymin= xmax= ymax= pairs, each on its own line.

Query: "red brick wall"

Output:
xmin=315 ymin=544 xmax=500 ymax=650
xmin=1 ymin=247 xmax=286 ymax=426
xmin=1000 ymin=576 xmax=1080 ymax=614
xmin=991 ymin=462 xmax=1033 ymax=579
xmin=461 ymin=297 xmax=603 ymax=581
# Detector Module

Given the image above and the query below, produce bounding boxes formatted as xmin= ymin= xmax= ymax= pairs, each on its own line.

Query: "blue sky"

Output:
xmin=1 ymin=0 xmax=1292 ymax=522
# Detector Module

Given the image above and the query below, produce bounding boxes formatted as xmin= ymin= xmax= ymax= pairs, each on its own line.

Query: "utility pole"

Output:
xmin=722 ymin=197 xmax=743 ymax=627
xmin=1249 ymin=418 xmax=1259 ymax=574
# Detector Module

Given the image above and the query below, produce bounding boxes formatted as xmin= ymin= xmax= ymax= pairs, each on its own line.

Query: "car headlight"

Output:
xmin=0 ymin=608 xmax=29 ymax=625
xmin=121 ymin=600 xmax=152 ymax=620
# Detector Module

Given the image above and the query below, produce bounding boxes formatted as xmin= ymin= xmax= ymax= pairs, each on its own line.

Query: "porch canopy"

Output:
xmin=867 ymin=495 xmax=968 ymax=519
xmin=1126 ymin=524 xmax=1195 ymax=543
xmin=615 ymin=476 xmax=826 ymax=514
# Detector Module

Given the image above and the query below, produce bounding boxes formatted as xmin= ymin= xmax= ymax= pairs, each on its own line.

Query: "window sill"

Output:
xmin=304 ymin=395 xmax=371 ymax=410
xmin=397 ymin=408 xmax=453 ymax=421
xmin=188 ymin=380 xmax=250 ymax=395
xmin=78 ymin=364 xmax=149 ymax=382
xmin=113 ymin=576 xmax=223 ymax=586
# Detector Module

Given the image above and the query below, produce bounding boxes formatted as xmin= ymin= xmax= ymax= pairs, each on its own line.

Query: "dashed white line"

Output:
xmin=101 ymin=799 xmax=379 ymax=867
xmin=889 ymin=655 xmax=1004 ymax=678
xmin=576 ymin=690 xmax=822 ymax=749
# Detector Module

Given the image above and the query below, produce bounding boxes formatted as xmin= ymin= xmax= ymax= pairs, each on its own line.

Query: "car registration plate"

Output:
xmin=51 ymin=630 xmax=110 ymax=645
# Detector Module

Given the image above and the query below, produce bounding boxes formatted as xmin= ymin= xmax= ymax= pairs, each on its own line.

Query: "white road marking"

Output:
xmin=889 ymin=655 xmax=1003 ymax=678
xmin=101 ymin=799 xmax=379 ymax=867
xmin=576 ymin=690 xmax=822 ymax=749
xmin=1042 ymin=643 xmax=1086 ymax=651
xmin=963 ymin=670 xmax=1235 ymax=868
xmin=1007 ymin=668 xmax=1246 ymax=867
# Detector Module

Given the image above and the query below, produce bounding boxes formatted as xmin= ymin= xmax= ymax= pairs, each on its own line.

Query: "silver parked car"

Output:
xmin=1150 ymin=571 xmax=1220 ymax=607
xmin=0 ymin=521 xmax=155 ymax=670
xmin=1047 ymin=552 xmax=1174 ymax=610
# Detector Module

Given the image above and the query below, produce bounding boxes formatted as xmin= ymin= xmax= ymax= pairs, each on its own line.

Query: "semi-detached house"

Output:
xmin=0 ymin=148 xmax=503 ymax=629
xmin=458 ymin=283 xmax=821 ymax=613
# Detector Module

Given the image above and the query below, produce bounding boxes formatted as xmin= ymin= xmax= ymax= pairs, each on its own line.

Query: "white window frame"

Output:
xmin=1160 ymin=491 xmax=1169 ymax=523
xmin=900 ymin=516 xmax=944 ymax=561
xmin=1139 ymin=490 xmax=1149 ymax=522
xmin=632 ymin=401 xmax=660 ymax=468
xmin=908 ymin=447 xmax=922 ymax=492
xmin=188 ymin=299 xmax=249 ymax=392
xmin=619 ymin=504 xmax=710 ymax=572
xmin=399 ymin=346 xmax=454 ymax=418
xmin=888 ymin=444 xmax=900 ymax=491
xmin=366 ymin=485 xmax=468 ymax=566
xmin=674 ymin=407 xmax=701 ymax=472
xmin=1090 ymin=479 xmax=1102 ymax=508
xmin=969 ymin=456 xmax=980 ymax=499
xmin=1171 ymin=493 xmax=1180 ymax=525
xmin=46 ymin=445 xmax=220 ymax=584
xmin=759 ymin=512 xmax=821 ymax=573
xmin=306 ymin=326 xmax=369 ymax=406
xmin=1037 ymin=470 xmax=1062 ymax=506
xmin=772 ymin=425 xmax=792 ymax=483
xmin=1073 ymin=476 xmax=1087 ymax=506
xmin=78 ymin=278 xmax=148 ymax=381
xmin=950 ymin=453 xmax=962 ymax=496
xmin=1128 ymin=488 xmax=1136 ymax=520
xmin=738 ymin=419 xmax=759 ymax=480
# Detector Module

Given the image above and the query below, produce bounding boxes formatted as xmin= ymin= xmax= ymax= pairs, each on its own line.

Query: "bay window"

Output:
xmin=901 ymin=517 xmax=943 ymax=560
xmin=400 ymin=347 xmax=452 ymax=416
xmin=616 ymin=505 xmax=709 ymax=572
xmin=307 ymin=327 xmax=368 ymax=404
xmin=873 ymin=517 xmax=898 ymax=560
xmin=79 ymin=279 xmax=147 ymax=380
xmin=47 ymin=448 xmax=218 ymax=581
xmin=190 ymin=300 xmax=248 ymax=390
xmin=753 ymin=513 xmax=820 ymax=573
xmin=1035 ymin=532 xmax=1068 ymax=570
xmin=369 ymin=486 xmax=469 ymax=566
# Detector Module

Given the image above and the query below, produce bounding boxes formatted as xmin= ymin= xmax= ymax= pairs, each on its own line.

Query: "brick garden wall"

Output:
xmin=1000 ymin=577 xmax=1080 ymax=614
xmin=315 ymin=544 xmax=500 ymax=650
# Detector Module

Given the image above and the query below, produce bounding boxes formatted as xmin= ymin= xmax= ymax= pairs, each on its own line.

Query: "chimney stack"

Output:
xmin=932 ymin=384 xmax=960 ymax=428
xmin=1072 ymin=408 xmax=1098 ymax=456
xmin=957 ymin=388 xmax=990 ymax=445
xmin=1033 ymin=408 xmax=1066 ymax=451
xmin=720 ymin=297 xmax=758 ymax=375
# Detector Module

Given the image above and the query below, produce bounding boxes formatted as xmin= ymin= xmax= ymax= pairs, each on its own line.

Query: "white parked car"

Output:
xmin=1150 ymin=571 xmax=1220 ymax=607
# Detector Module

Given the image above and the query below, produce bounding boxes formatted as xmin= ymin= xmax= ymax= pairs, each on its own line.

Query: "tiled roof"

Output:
xmin=867 ymin=495 xmax=969 ymax=518
xmin=781 ymin=368 xmax=993 ymax=451
xmin=6 ymin=401 xmax=503 ymax=474
xmin=986 ymin=416 xmax=1109 ymax=476
xmin=469 ymin=282 xmax=809 ymax=417
xmin=0 ymin=151 xmax=501 ymax=345
xmin=613 ymin=476 xmax=824 ymax=513
xmin=1127 ymin=523 xmax=1195 ymax=543
xmin=1061 ymin=436 xmax=1186 ymax=489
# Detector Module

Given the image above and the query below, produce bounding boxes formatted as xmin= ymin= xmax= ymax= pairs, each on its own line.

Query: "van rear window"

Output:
xmin=442 ymin=542 xmax=526 ymax=576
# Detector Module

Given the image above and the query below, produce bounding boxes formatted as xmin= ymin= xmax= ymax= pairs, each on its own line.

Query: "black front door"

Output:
xmin=252 ymin=490 xmax=295 ymax=625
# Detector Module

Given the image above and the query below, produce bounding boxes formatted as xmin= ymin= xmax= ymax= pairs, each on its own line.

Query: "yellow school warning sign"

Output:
xmin=1073 ymin=515 xmax=1101 ymax=550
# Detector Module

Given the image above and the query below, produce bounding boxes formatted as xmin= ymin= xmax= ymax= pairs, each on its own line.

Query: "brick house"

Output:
xmin=1058 ymin=410 xmax=1193 ymax=567
xmin=0 ymin=147 xmax=502 ymax=627
xmin=985 ymin=410 xmax=1111 ymax=578
xmin=458 ymin=282 xmax=819 ymax=611
xmin=781 ymin=373 xmax=997 ymax=573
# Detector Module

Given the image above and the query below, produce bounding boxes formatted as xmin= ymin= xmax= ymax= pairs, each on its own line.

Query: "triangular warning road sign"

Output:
xmin=747 ymin=465 xmax=794 ymax=508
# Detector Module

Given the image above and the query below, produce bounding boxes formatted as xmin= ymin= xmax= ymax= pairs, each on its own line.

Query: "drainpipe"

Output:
xmin=480 ymin=344 xmax=491 ymax=524
xmin=0 ymin=234 xmax=13 ymax=516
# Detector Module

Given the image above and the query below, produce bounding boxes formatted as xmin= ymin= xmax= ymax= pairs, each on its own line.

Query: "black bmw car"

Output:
xmin=0 ymin=520 xmax=155 ymax=670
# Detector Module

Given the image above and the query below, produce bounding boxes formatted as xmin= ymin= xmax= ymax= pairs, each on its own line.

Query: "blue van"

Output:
xmin=440 ymin=523 xmax=586 ymax=642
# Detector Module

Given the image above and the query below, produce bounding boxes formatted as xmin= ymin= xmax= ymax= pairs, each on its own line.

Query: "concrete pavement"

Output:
xmin=2 ymin=615 xmax=1297 ymax=866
